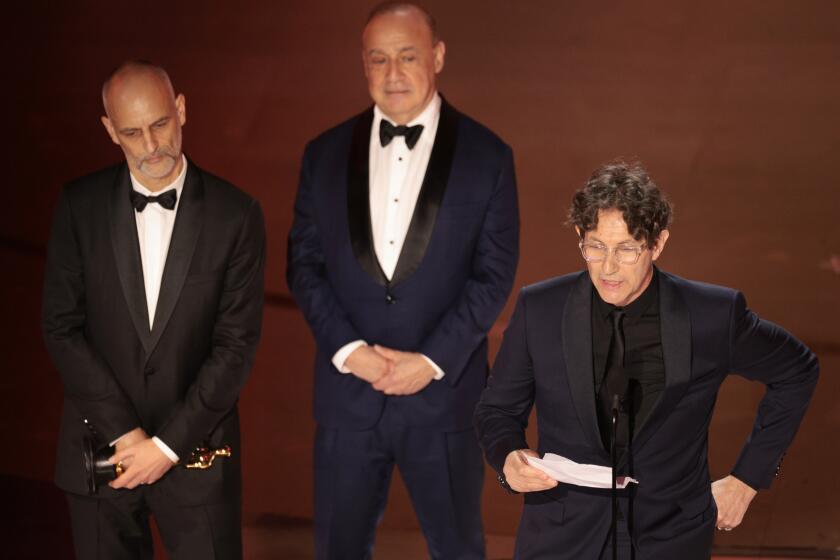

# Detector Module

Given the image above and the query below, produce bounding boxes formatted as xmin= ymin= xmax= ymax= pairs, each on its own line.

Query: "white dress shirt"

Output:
xmin=111 ymin=155 xmax=188 ymax=463
xmin=130 ymin=158 xmax=186 ymax=330
xmin=332 ymin=94 xmax=445 ymax=380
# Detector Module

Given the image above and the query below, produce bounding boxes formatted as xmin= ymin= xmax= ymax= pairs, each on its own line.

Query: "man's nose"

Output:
xmin=602 ymin=252 xmax=619 ymax=275
xmin=142 ymin=130 xmax=158 ymax=153
xmin=386 ymin=60 xmax=402 ymax=81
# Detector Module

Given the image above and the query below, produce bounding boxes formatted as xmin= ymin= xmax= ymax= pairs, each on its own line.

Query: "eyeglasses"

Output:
xmin=578 ymin=241 xmax=646 ymax=265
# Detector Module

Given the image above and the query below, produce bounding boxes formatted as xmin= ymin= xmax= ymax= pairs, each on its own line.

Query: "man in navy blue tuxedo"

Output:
xmin=474 ymin=161 xmax=818 ymax=559
xmin=286 ymin=2 xmax=519 ymax=558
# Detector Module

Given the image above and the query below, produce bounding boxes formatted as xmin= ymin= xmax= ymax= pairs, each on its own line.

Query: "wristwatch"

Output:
xmin=498 ymin=472 xmax=519 ymax=495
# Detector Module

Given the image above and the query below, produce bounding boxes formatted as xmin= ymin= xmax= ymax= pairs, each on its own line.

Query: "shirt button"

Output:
xmin=393 ymin=198 xmax=399 ymax=203
xmin=389 ymin=240 xmax=394 ymax=245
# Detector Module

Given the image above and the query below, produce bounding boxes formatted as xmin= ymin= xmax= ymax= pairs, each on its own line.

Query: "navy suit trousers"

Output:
xmin=314 ymin=401 xmax=485 ymax=560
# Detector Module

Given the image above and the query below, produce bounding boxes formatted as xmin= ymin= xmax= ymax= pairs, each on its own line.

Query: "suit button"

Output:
xmin=385 ymin=293 xmax=396 ymax=305
xmin=144 ymin=367 xmax=156 ymax=376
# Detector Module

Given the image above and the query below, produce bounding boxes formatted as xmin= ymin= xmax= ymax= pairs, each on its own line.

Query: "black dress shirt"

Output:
xmin=592 ymin=269 xmax=665 ymax=443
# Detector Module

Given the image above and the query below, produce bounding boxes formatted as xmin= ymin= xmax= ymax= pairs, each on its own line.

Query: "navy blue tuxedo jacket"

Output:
xmin=43 ymin=160 xmax=265 ymax=505
xmin=287 ymin=100 xmax=519 ymax=431
xmin=475 ymin=269 xmax=818 ymax=558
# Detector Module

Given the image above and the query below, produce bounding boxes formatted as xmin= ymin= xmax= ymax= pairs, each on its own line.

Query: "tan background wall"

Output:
xmin=2 ymin=0 xmax=838 ymax=551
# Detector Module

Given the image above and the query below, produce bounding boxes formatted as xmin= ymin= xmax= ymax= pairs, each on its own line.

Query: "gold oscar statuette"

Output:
xmin=84 ymin=438 xmax=232 ymax=494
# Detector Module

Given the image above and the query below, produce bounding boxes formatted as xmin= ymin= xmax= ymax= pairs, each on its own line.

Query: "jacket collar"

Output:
xmin=109 ymin=157 xmax=204 ymax=359
xmin=347 ymin=96 xmax=460 ymax=287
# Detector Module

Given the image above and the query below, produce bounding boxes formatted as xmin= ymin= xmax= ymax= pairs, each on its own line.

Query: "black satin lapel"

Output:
xmin=627 ymin=271 xmax=692 ymax=459
xmin=109 ymin=165 xmax=152 ymax=353
xmin=147 ymin=164 xmax=204 ymax=356
xmin=347 ymin=108 xmax=387 ymax=286
xmin=390 ymin=99 xmax=459 ymax=286
xmin=562 ymin=273 xmax=605 ymax=456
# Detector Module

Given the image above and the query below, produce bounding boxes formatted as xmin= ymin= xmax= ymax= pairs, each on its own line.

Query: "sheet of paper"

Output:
xmin=525 ymin=453 xmax=639 ymax=489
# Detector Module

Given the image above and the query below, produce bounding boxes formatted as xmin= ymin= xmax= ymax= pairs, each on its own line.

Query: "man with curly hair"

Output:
xmin=474 ymin=161 xmax=818 ymax=559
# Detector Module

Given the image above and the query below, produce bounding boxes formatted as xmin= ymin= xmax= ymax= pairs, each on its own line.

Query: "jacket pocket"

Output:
xmin=679 ymin=490 xmax=716 ymax=521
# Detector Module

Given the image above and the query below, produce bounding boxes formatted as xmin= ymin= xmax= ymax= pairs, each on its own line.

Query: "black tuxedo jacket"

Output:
xmin=42 ymin=160 xmax=265 ymax=505
xmin=475 ymin=269 xmax=818 ymax=558
xmin=287 ymin=99 xmax=519 ymax=431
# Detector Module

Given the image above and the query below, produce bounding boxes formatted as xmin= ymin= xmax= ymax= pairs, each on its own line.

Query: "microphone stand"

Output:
xmin=611 ymin=394 xmax=620 ymax=560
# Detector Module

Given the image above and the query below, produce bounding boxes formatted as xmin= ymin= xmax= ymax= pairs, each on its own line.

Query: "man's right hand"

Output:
xmin=503 ymin=449 xmax=558 ymax=493
xmin=344 ymin=345 xmax=393 ymax=384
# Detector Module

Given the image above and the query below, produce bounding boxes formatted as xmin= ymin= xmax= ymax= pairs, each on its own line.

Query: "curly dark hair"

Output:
xmin=567 ymin=160 xmax=672 ymax=248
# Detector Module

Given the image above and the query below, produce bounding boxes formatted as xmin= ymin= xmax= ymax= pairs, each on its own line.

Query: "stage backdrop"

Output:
xmin=2 ymin=0 xmax=838 ymax=552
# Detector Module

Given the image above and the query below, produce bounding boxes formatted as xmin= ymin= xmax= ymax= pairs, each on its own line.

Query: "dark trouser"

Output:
xmin=314 ymin=404 xmax=486 ymax=560
xmin=65 ymin=484 xmax=241 ymax=560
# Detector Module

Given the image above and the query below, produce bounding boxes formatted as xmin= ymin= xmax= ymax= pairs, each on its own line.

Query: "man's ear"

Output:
xmin=651 ymin=230 xmax=670 ymax=260
xmin=433 ymin=40 xmax=446 ymax=74
xmin=175 ymin=93 xmax=186 ymax=126
xmin=361 ymin=48 xmax=369 ymax=79
xmin=101 ymin=115 xmax=120 ymax=146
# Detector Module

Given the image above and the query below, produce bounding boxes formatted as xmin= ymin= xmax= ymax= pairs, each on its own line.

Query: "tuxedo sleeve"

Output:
xmin=42 ymin=187 xmax=141 ymax=442
xmin=727 ymin=290 xmax=819 ymax=490
xmin=156 ymin=199 xmax=266 ymax=459
xmin=473 ymin=290 xmax=534 ymax=473
xmin=420 ymin=146 xmax=519 ymax=386
xmin=286 ymin=142 xmax=363 ymax=357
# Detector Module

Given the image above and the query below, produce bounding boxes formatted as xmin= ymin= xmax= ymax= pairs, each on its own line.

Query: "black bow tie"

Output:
xmin=379 ymin=120 xmax=424 ymax=149
xmin=129 ymin=189 xmax=178 ymax=212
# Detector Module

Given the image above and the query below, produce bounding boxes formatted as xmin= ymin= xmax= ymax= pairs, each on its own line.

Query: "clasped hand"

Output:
xmin=343 ymin=344 xmax=436 ymax=396
xmin=108 ymin=428 xmax=177 ymax=490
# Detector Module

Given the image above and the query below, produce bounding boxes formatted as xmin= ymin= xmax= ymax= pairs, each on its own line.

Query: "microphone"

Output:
xmin=610 ymin=393 xmax=621 ymax=560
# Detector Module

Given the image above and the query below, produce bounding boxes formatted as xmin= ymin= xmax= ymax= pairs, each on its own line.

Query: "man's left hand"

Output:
xmin=371 ymin=345 xmax=436 ymax=395
xmin=711 ymin=475 xmax=757 ymax=531
xmin=109 ymin=439 xmax=176 ymax=490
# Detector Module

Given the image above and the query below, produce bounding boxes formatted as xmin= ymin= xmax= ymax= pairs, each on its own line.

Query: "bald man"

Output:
xmin=287 ymin=2 xmax=519 ymax=558
xmin=42 ymin=61 xmax=265 ymax=559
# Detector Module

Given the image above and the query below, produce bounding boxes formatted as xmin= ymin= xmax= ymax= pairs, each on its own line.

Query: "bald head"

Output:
xmin=102 ymin=61 xmax=175 ymax=117
xmin=100 ymin=61 xmax=186 ymax=191
xmin=366 ymin=2 xmax=438 ymax=43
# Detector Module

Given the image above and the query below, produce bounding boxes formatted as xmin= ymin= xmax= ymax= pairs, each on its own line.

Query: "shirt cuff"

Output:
xmin=152 ymin=436 xmax=180 ymax=463
xmin=110 ymin=429 xmax=135 ymax=447
xmin=332 ymin=340 xmax=367 ymax=373
xmin=421 ymin=354 xmax=445 ymax=380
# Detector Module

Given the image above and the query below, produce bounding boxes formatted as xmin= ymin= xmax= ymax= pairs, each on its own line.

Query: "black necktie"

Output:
xmin=598 ymin=309 xmax=630 ymax=452
xmin=129 ymin=189 xmax=177 ymax=212
xmin=379 ymin=120 xmax=424 ymax=149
